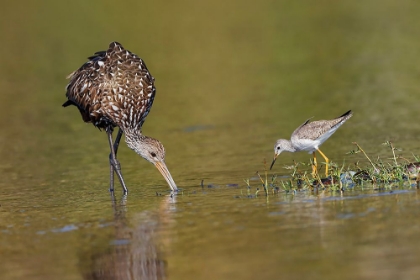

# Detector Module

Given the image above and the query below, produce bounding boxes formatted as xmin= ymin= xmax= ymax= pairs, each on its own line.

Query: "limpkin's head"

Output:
xmin=126 ymin=135 xmax=178 ymax=191
xmin=270 ymin=139 xmax=289 ymax=170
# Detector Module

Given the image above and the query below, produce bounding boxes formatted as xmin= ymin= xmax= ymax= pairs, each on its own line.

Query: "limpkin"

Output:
xmin=270 ymin=110 xmax=353 ymax=177
xmin=63 ymin=42 xmax=177 ymax=194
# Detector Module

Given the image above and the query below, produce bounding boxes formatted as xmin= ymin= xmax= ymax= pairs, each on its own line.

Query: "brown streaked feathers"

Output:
xmin=64 ymin=42 xmax=155 ymax=131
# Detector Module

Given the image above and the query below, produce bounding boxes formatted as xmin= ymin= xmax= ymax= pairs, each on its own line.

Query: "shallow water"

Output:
xmin=1 ymin=0 xmax=420 ymax=279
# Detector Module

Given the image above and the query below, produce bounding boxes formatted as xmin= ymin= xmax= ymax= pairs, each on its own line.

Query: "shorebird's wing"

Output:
xmin=291 ymin=111 xmax=353 ymax=142
xmin=290 ymin=118 xmax=312 ymax=139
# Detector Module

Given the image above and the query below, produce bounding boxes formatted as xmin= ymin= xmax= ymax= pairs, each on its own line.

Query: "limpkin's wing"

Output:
xmin=65 ymin=42 xmax=156 ymax=131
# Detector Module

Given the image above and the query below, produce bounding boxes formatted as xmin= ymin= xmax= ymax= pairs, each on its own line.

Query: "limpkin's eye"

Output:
xmin=150 ymin=152 xmax=156 ymax=157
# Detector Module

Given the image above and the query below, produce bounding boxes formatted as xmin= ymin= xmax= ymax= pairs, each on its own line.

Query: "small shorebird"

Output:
xmin=63 ymin=42 xmax=177 ymax=194
xmin=270 ymin=110 xmax=353 ymax=177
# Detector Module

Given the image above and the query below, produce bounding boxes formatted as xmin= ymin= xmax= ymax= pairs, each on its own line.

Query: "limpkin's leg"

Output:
xmin=107 ymin=127 xmax=128 ymax=194
xmin=113 ymin=128 xmax=123 ymax=156
xmin=317 ymin=148 xmax=329 ymax=177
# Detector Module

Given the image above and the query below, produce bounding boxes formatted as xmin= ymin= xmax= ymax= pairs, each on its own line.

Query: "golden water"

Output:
xmin=1 ymin=0 xmax=420 ymax=279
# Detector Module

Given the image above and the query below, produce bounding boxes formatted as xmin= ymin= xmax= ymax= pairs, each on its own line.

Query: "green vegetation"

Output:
xmin=245 ymin=142 xmax=420 ymax=196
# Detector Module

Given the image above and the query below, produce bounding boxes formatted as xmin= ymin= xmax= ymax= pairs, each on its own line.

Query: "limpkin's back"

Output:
xmin=64 ymin=42 xmax=156 ymax=131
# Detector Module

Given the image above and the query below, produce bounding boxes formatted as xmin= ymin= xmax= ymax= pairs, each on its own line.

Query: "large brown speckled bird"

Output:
xmin=63 ymin=42 xmax=177 ymax=194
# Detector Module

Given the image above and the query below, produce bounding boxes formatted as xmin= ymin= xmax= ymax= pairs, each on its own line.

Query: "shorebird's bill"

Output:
xmin=270 ymin=154 xmax=279 ymax=170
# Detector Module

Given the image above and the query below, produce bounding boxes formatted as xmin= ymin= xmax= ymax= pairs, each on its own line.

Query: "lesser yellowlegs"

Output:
xmin=270 ymin=110 xmax=353 ymax=177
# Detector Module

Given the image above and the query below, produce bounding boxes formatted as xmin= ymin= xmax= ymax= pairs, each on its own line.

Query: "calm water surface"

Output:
xmin=1 ymin=0 xmax=420 ymax=279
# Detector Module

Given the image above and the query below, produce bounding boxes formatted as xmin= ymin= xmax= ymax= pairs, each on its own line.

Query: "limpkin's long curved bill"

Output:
xmin=154 ymin=161 xmax=178 ymax=191
xmin=270 ymin=154 xmax=279 ymax=170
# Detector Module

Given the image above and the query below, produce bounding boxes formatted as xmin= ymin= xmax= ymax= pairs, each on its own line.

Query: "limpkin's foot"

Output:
xmin=109 ymin=155 xmax=128 ymax=194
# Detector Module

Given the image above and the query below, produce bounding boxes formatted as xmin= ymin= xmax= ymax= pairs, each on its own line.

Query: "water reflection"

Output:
xmin=83 ymin=195 xmax=176 ymax=280
xmin=2 ymin=0 xmax=420 ymax=278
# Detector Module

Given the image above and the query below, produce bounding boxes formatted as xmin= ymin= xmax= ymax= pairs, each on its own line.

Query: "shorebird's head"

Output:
xmin=270 ymin=139 xmax=290 ymax=170
xmin=126 ymin=135 xmax=178 ymax=191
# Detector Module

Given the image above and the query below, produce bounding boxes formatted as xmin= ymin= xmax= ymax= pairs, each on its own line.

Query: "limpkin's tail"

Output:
xmin=62 ymin=100 xmax=78 ymax=107
xmin=62 ymin=100 xmax=76 ymax=107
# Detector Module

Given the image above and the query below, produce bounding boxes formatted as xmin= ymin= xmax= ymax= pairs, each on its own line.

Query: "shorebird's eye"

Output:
xmin=277 ymin=147 xmax=280 ymax=150
xmin=151 ymin=152 xmax=156 ymax=157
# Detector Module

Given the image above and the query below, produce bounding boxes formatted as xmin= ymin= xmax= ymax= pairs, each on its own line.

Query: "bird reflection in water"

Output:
xmin=82 ymin=194 xmax=176 ymax=280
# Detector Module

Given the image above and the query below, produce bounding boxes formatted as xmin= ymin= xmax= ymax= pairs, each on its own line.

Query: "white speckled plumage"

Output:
xmin=63 ymin=42 xmax=177 ymax=193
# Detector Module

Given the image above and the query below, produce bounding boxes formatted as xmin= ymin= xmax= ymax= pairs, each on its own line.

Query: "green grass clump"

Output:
xmin=350 ymin=141 xmax=419 ymax=186
xmin=242 ymin=141 xmax=419 ymax=195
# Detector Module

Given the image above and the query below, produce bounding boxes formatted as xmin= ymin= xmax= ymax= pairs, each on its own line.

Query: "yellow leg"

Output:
xmin=312 ymin=152 xmax=317 ymax=176
xmin=317 ymin=148 xmax=329 ymax=177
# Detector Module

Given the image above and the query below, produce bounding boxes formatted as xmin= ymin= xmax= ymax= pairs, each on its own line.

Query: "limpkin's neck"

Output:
xmin=124 ymin=129 xmax=164 ymax=163
xmin=124 ymin=129 xmax=147 ymax=155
